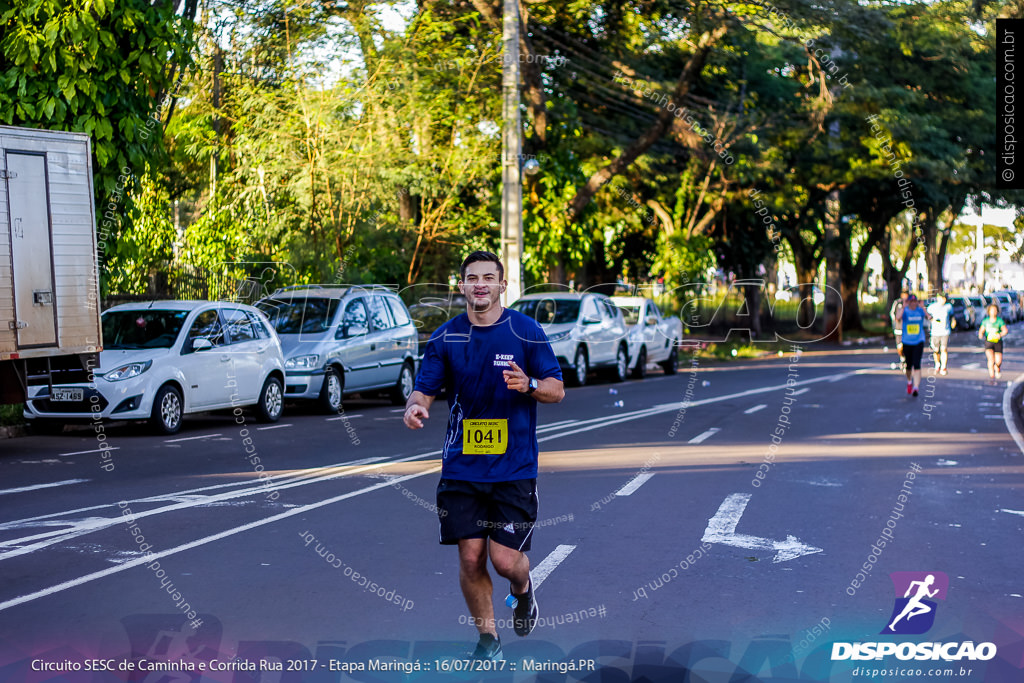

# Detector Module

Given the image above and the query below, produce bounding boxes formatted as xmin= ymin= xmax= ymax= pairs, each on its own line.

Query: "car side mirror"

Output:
xmin=645 ymin=315 xmax=658 ymax=326
xmin=192 ymin=337 xmax=214 ymax=352
xmin=342 ymin=323 xmax=369 ymax=338
xmin=582 ymin=315 xmax=602 ymax=325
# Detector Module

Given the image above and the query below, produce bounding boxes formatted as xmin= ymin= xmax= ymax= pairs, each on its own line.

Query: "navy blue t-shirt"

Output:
xmin=414 ymin=308 xmax=562 ymax=482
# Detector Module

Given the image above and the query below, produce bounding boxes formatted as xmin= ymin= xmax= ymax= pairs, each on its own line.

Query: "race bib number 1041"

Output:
xmin=463 ymin=419 xmax=508 ymax=455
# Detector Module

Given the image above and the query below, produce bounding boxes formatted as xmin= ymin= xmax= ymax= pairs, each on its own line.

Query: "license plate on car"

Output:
xmin=51 ymin=388 xmax=83 ymax=402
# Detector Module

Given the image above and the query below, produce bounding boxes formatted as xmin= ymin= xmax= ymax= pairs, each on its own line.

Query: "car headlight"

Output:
xmin=103 ymin=360 xmax=153 ymax=382
xmin=547 ymin=330 xmax=572 ymax=342
xmin=285 ymin=354 xmax=321 ymax=370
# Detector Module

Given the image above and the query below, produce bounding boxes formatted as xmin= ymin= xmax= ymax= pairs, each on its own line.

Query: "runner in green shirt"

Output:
xmin=977 ymin=304 xmax=1008 ymax=383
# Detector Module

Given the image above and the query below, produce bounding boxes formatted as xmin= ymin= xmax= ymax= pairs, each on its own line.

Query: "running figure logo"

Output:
xmin=882 ymin=571 xmax=948 ymax=635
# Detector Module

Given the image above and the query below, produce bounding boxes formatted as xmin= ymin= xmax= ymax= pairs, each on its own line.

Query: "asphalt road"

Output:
xmin=1 ymin=326 xmax=1022 ymax=683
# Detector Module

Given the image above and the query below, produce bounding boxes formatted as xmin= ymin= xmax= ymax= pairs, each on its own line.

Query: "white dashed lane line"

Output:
xmin=615 ymin=473 xmax=655 ymax=497
xmin=743 ymin=404 xmax=767 ymax=414
xmin=58 ymin=447 xmax=121 ymax=457
xmin=327 ymin=414 xmax=363 ymax=421
xmin=0 ymin=479 xmax=90 ymax=497
xmin=688 ymin=428 xmax=721 ymax=444
xmin=531 ymin=544 xmax=577 ymax=590
xmin=164 ymin=433 xmax=222 ymax=443
xmin=790 ymin=388 xmax=810 ymax=396
xmin=256 ymin=424 xmax=292 ymax=431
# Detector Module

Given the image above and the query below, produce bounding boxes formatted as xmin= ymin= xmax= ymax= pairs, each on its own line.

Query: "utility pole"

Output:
xmin=975 ymin=221 xmax=986 ymax=293
xmin=500 ymin=0 xmax=523 ymax=305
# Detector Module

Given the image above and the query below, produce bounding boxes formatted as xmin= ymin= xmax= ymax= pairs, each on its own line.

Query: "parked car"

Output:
xmin=611 ymin=296 xmax=682 ymax=378
xmin=993 ymin=289 xmax=1023 ymax=322
xmin=23 ymin=300 xmax=286 ymax=435
xmin=966 ymin=295 xmax=988 ymax=324
xmin=510 ymin=292 xmax=630 ymax=386
xmin=987 ymin=291 xmax=1017 ymax=322
xmin=256 ymin=285 xmax=418 ymax=411
xmin=949 ymin=296 xmax=976 ymax=330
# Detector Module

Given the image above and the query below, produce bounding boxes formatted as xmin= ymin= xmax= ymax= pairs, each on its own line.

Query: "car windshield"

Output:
xmin=615 ymin=304 xmax=642 ymax=325
xmin=511 ymin=299 xmax=581 ymax=325
xmin=257 ymin=298 xmax=339 ymax=334
xmin=101 ymin=310 xmax=188 ymax=350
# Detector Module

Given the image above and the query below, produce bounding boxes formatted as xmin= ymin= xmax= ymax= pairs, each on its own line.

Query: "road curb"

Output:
xmin=0 ymin=424 xmax=26 ymax=439
xmin=1003 ymin=372 xmax=1024 ymax=457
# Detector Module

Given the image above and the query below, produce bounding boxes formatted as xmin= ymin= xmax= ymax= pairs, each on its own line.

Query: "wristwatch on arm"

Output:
xmin=526 ymin=377 xmax=538 ymax=395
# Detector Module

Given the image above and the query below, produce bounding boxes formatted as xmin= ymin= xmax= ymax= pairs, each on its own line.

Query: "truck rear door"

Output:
xmin=5 ymin=151 xmax=57 ymax=348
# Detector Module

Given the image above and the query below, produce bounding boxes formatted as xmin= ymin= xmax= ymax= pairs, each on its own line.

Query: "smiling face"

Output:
xmin=459 ymin=261 xmax=505 ymax=313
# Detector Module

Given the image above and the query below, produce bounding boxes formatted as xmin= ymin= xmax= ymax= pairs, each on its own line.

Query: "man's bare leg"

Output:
xmin=489 ymin=539 xmax=530 ymax=594
xmin=458 ymin=539 xmax=495 ymax=636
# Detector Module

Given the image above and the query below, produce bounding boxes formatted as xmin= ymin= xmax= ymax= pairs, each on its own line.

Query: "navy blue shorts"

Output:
xmin=903 ymin=342 xmax=925 ymax=370
xmin=436 ymin=478 xmax=537 ymax=551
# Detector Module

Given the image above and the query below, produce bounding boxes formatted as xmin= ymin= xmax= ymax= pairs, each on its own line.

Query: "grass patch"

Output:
xmin=0 ymin=403 xmax=25 ymax=427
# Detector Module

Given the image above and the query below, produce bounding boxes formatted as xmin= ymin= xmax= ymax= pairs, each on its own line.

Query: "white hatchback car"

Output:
xmin=24 ymin=300 xmax=286 ymax=434
xmin=510 ymin=292 xmax=632 ymax=386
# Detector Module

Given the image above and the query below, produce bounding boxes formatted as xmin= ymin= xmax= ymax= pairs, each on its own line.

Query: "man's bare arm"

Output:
xmin=404 ymin=390 xmax=436 ymax=429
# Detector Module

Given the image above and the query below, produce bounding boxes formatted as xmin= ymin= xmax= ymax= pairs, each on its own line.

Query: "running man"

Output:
xmin=888 ymin=574 xmax=939 ymax=632
xmin=926 ymin=292 xmax=955 ymax=375
xmin=895 ymin=294 xmax=929 ymax=396
xmin=890 ymin=291 xmax=910 ymax=372
xmin=977 ymin=303 xmax=1009 ymax=383
xmin=404 ymin=251 xmax=565 ymax=661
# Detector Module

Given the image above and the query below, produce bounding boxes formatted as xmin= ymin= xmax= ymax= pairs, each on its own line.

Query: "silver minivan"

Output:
xmin=256 ymin=285 xmax=418 ymax=411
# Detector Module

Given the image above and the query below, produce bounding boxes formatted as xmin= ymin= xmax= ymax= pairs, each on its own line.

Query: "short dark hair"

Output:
xmin=460 ymin=251 xmax=504 ymax=280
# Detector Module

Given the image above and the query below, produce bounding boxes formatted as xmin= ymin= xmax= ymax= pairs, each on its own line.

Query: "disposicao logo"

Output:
xmin=882 ymin=571 xmax=948 ymax=635
xmin=831 ymin=571 xmax=997 ymax=662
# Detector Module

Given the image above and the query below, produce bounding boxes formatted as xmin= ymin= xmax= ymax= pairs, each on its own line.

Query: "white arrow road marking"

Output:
xmin=702 ymin=493 xmax=823 ymax=563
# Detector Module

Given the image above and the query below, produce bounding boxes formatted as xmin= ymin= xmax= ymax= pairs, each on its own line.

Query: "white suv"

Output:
xmin=510 ymin=292 xmax=631 ymax=386
xmin=24 ymin=300 xmax=286 ymax=434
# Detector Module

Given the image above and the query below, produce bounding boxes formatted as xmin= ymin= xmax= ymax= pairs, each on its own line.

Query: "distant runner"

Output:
xmin=977 ymin=303 xmax=1008 ymax=384
xmin=404 ymin=251 xmax=565 ymax=661
xmin=926 ymin=293 xmax=955 ymax=375
xmin=890 ymin=291 xmax=909 ymax=372
xmin=895 ymin=294 xmax=929 ymax=396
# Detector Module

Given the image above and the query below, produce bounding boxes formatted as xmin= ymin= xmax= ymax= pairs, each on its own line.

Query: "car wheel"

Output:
xmin=660 ymin=341 xmax=680 ymax=375
xmin=317 ymin=367 xmax=343 ymax=414
xmin=568 ymin=346 xmax=588 ymax=387
xmin=390 ymin=361 xmax=415 ymax=405
xmin=150 ymin=384 xmax=183 ymax=435
xmin=610 ymin=344 xmax=628 ymax=382
xmin=256 ymin=376 xmax=284 ymax=422
xmin=631 ymin=347 xmax=648 ymax=380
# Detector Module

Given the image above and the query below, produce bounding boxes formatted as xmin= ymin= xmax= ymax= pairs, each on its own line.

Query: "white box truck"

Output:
xmin=0 ymin=125 xmax=102 ymax=406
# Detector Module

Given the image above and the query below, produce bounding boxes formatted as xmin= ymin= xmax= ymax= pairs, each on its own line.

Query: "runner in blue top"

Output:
xmin=404 ymin=251 xmax=564 ymax=661
xmin=895 ymin=294 xmax=930 ymax=396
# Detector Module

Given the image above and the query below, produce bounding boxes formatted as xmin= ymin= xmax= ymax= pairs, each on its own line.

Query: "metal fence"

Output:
xmin=103 ymin=266 xmax=262 ymax=310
